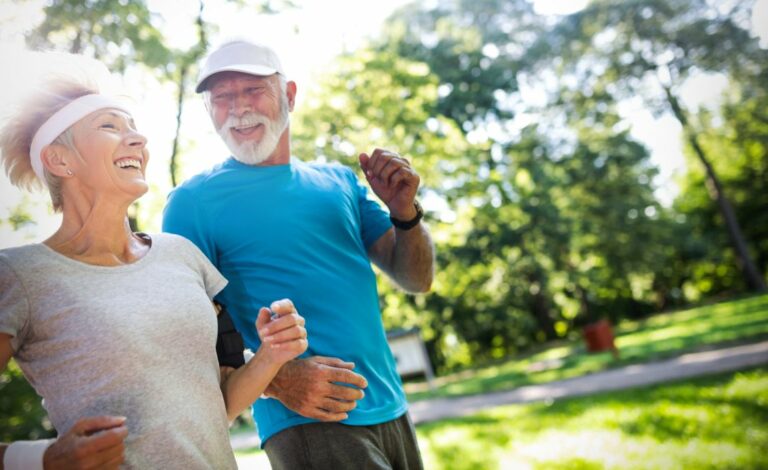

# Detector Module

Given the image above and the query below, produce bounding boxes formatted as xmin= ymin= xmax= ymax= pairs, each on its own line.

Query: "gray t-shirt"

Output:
xmin=0 ymin=233 xmax=237 ymax=469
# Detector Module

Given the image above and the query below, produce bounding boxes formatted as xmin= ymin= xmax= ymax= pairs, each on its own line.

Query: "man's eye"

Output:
xmin=100 ymin=123 xmax=117 ymax=130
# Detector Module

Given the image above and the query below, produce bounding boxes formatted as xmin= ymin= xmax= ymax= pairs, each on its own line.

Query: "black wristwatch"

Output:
xmin=390 ymin=200 xmax=424 ymax=230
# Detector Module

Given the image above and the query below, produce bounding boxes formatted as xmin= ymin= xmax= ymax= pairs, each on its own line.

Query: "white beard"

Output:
xmin=216 ymin=97 xmax=289 ymax=165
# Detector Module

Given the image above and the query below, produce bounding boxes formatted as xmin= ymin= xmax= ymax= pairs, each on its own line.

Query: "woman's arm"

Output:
xmin=0 ymin=334 xmax=128 ymax=470
xmin=219 ymin=299 xmax=308 ymax=422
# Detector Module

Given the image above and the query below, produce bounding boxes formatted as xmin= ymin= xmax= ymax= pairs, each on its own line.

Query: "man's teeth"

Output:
xmin=116 ymin=159 xmax=141 ymax=169
xmin=233 ymin=123 xmax=260 ymax=131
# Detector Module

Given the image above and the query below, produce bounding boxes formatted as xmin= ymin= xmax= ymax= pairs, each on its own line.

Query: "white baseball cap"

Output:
xmin=195 ymin=40 xmax=285 ymax=93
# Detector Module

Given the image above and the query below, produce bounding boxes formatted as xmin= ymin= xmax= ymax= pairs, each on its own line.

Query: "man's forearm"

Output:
xmin=390 ymin=224 xmax=434 ymax=293
xmin=260 ymin=356 xmax=367 ymax=422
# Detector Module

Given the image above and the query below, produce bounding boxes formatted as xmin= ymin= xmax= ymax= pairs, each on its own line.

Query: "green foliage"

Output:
xmin=0 ymin=360 xmax=54 ymax=441
xmin=417 ymin=367 xmax=768 ymax=470
xmin=384 ymin=0 xmax=542 ymax=130
xmin=6 ymin=203 xmax=35 ymax=231
xmin=675 ymin=78 xmax=768 ymax=296
xmin=26 ymin=0 xmax=172 ymax=73
xmin=532 ymin=0 xmax=768 ymax=293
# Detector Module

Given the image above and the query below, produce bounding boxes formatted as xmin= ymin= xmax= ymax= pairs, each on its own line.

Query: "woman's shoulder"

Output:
xmin=144 ymin=232 xmax=206 ymax=260
xmin=0 ymin=244 xmax=49 ymax=283
xmin=142 ymin=232 xmax=193 ymax=251
xmin=0 ymin=243 xmax=46 ymax=264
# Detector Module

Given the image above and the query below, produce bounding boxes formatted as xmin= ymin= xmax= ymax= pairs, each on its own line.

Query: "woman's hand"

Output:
xmin=256 ymin=299 xmax=308 ymax=366
xmin=219 ymin=299 xmax=308 ymax=420
xmin=44 ymin=416 xmax=127 ymax=469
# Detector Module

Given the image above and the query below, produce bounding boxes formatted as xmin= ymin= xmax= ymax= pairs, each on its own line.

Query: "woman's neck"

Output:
xmin=45 ymin=196 xmax=149 ymax=266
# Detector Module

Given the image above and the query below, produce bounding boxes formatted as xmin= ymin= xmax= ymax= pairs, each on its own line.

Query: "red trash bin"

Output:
xmin=582 ymin=319 xmax=619 ymax=358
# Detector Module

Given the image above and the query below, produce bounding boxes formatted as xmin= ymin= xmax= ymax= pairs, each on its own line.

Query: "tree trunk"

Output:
xmin=528 ymin=271 xmax=558 ymax=340
xmin=69 ymin=30 xmax=81 ymax=54
xmin=663 ymin=86 xmax=767 ymax=292
xmin=168 ymin=0 xmax=208 ymax=188
xmin=169 ymin=66 xmax=187 ymax=188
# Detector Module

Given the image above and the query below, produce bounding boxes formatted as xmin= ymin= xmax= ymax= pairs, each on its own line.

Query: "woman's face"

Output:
xmin=68 ymin=108 xmax=150 ymax=201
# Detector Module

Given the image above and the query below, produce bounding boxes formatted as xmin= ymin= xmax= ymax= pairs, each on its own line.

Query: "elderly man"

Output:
xmin=163 ymin=39 xmax=434 ymax=469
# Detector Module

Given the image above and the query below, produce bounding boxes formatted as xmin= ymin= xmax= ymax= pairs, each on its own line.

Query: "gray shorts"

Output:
xmin=263 ymin=413 xmax=424 ymax=470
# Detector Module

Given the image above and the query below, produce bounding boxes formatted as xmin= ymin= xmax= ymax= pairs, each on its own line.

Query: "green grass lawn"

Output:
xmin=405 ymin=294 xmax=768 ymax=402
xmin=417 ymin=367 xmax=768 ymax=470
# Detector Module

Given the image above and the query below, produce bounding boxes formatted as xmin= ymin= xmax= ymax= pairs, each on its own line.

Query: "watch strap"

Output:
xmin=390 ymin=200 xmax=424 ymax=230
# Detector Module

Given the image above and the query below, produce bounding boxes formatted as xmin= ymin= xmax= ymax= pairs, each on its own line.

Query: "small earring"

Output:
xmin=66 ymin=169 xmax=73 ymax=176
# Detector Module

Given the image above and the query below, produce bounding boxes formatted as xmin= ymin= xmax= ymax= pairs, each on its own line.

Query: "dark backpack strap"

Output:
xmin=216 ymin=302 xmax=245 ymax=369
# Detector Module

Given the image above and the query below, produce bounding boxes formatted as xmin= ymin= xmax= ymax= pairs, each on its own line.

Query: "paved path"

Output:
xmin=231 ymin=340 xmax=768 ymax=450
xmin=409 ymin=340 xmax=768 ymax=424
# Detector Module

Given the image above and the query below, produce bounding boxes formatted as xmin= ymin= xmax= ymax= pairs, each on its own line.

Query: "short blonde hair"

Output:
xmin=0 ymin=76 xmax=98 ymax=212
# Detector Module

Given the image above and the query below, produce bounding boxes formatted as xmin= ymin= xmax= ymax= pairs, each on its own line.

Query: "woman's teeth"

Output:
xmin=116 ymin=159 xmax=141 ymax=169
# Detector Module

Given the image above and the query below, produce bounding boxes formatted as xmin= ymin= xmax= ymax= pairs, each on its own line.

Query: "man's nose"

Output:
xmin=231 ymin=92 xmax=252 ymax=115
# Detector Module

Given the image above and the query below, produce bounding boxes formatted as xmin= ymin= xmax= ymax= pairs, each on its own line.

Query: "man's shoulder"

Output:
xmin=300 ymin=159 xmax=357 ymax=182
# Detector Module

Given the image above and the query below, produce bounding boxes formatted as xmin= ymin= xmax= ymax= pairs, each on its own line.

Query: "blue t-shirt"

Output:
xmin=162 ymin=157 xmax=407 ymax=444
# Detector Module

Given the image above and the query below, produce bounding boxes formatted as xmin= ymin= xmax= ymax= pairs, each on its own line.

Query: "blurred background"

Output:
xmin=1 ymin=0 xmax=767 ymax=468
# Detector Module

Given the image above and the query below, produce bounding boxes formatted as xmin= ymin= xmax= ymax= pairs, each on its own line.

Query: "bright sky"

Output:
xmin=0 ymin=0 xmax=765 ymax=249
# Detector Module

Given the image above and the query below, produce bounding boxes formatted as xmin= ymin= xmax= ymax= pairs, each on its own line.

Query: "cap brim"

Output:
xmin=195 ymin=64 xmax=281 ymax=93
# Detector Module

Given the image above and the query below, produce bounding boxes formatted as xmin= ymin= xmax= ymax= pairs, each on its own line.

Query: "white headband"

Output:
xmin=30 ymin=94 xmax=130 ymax=182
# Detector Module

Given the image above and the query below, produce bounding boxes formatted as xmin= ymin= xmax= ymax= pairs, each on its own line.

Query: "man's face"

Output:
xmin=206 ymin=71 xmax=289 ymax=165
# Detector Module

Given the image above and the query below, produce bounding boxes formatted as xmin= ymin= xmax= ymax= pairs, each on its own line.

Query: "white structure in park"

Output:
xmin=386 ymin=327 xmax=436 ymax=389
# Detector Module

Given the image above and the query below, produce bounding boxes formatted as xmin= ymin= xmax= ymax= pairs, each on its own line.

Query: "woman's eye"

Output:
xmin=100 ymin=123 xmax=117 ymax=130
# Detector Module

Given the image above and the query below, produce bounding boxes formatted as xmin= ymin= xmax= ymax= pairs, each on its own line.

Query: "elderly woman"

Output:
xmin=0 ymin=73 xmax=308 ymax=469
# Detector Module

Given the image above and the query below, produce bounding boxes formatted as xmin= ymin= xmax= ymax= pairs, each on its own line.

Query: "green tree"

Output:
xmin=674 ymin=77 xmax=768 ymax=296
xmin=531 ymin=0 xmax=767 ymax=291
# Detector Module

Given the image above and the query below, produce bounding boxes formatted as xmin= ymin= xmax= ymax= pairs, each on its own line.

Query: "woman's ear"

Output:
xmin=40 ymin=144 xmax=73 ymax=178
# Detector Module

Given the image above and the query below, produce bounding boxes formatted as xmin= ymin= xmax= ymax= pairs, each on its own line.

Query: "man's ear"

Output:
xmin=40 ymin=144 xmax=73 ymax=178
xmin=286 ymin=81 xmax=297 ymax=112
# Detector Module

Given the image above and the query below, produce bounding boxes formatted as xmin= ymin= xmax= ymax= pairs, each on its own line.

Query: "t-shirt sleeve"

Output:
xmin=0 ymin=255 xmax=31 ymax=352
xmin=349 ymin=168 xmax=393 ymax=250
xmin=163 ymin=186 xmax=219 ymax=267
xmin=173 ymin=236 xmax=228 ymax=300
xmin=195 ymin=247 xmax=228 ymax=300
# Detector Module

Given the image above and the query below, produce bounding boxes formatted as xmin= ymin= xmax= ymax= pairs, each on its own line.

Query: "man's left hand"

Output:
xmin=359 ymin=149 xmax=420 ymax=220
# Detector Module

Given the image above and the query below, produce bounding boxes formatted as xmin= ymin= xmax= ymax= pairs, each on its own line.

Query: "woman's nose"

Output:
xmin=126 ymin=130 xmax=147 ymax=148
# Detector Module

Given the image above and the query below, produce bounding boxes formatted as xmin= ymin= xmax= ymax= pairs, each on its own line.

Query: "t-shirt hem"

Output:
xmin=364 ymin=221 xmax=393 ymax=251
xmin=259 ymin=402 xmax=410 ymax=448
